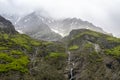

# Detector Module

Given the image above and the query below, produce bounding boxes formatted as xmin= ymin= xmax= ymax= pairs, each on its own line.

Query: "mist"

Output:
xmin=0 ymin=0 xmax=120 ymax=37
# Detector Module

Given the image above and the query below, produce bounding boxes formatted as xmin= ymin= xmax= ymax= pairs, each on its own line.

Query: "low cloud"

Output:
xmin=0 ymin=0 xmax=120 ymax=37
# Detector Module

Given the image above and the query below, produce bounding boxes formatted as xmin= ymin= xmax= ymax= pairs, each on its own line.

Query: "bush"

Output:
xmin=0 ymin=53 xmax=29 ymax=73
xmin=105 ymin=46 xmax=120 ymax=57
xmin=69 ymin=45 xmax=79 ymax=50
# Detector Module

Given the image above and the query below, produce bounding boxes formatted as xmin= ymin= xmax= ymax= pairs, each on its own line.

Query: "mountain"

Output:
xmin=0 ymin=13 xmax=20 ymax=26
xmin=16 ymin=12 xmax=62 ymax=41
xmin=0 ymin=16 xmax=66 ymax=80
xmin=63 ymin=29 xmax=120 ymax=80
xmin=0 ymin=15 xmax=120 ymax=80
xmin=1 ymin=11 xmax=109 ymax=40
xmin=0 ymin=32 xmax=67 ymax=80
xmin=15 ymin=11 xmax=107 ymax=37
xmin=0 ymin=15 xmax=17 ymax=34
xmin=49 ymin=18 xmax=107 ymax=36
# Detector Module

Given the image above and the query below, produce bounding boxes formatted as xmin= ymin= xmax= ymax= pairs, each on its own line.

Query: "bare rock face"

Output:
xmin=16 ymin=12 xmax=62 ymax=41
xmin=0 ymin=15 xmax=17 ymax=34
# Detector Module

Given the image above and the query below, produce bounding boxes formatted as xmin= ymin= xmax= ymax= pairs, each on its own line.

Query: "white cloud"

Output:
xmin=0 ymin=0 xmax=120 ymax=37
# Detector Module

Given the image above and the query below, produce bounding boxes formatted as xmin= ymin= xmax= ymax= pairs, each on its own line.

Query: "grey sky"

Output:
xmin=0 ymin=0 xmax=120 ymax=37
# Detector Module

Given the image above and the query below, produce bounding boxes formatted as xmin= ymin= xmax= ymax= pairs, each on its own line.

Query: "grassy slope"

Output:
xmin=0 ymin=33 xmax=67 ymax=80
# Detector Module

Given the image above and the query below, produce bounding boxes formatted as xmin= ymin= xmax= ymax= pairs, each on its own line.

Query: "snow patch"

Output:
xmin=51 ymin=28 xmax=65 ymax=37
xmin=15 ymin=17 xmax=21 ymax=25
xmin=16 ymin=30 xmax=24 ymax=34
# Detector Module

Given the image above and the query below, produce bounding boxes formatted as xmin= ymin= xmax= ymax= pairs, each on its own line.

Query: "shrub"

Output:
xmin=69 ymin=45 xmax=79 ymax=50
xmin=105 ymin=46 xmax=120 ymax=57
xmin=0 ymin=53 xmax=29 ymax=73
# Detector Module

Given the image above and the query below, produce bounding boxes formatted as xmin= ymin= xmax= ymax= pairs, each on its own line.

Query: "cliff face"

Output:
xmin=64 ymin=29 xmax=120 ymax=80
xmin=0 ymin=16 xmax=17 ymax=34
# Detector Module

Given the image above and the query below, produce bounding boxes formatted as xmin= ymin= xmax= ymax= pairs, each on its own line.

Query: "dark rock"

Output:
xmin=0 ymin=15 xmax=17 ymax=34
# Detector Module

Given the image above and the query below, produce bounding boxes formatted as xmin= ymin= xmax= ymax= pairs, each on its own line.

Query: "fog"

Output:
xmin=0 ymin=0 xmax=120 ymax=37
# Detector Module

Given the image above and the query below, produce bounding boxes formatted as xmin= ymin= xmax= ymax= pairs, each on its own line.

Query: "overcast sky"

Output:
xmin=0 ymin=0 xmax=120 ymax=37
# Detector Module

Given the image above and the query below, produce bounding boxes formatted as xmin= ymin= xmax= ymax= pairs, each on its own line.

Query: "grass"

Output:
xmin=0 ymin=52 xmax=29 ymax=73
xmin=46 ymin=52 xmax=67 ymax=59
xmin=106 ymin=36 xmax=120 ymax=43
xmin=69 ymin=45 xmax=79 ymax=50
xmin=0 ymin=34 xmax=33 ymax=73
xmin=105 ymin=46 xmax=120 ymax=58
xmin=84 ymin=42 xmax=93 ymax=49
xmin=10 ymin=50 xmax=23 ymax=55
xmin=71 ymin=30 xmax=102 ymax=41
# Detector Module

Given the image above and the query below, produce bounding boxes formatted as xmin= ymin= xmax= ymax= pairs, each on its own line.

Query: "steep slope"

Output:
xmin=0 ymin=16 xmax=67 ymax=80
xmin=0 ymin=13 xmax=20 ymax=26
xmin=49 ymin=18 xmax=107 ymax=36
xmin=0 ymin=33 xmax=67 ymax=80
xmin=63 ymin=29 xmax=120 ymax=80
xmin=0 ymin=15 xmax=17 ymax=34
xmin=1 ymin=14 xmax=120 ymax=80
xmin=7 ymin=11 xmax=108 ymax=37
xmin=16 ymin=12 xmax=62 ymax=41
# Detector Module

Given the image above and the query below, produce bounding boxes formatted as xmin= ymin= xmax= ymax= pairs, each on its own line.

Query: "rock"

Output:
xmin=0 ymin=15 xmax=17 ymax=34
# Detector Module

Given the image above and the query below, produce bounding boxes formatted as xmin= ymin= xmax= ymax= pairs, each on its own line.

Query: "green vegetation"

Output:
xmin=46 ymin=52 xmax=67 ymax=59
xmin=3 ymin=34 xmax=9 ymax=39
xmin=89 ymin=52 xmax=103 ymax=63
xmin=105 ymin=46 xmax=120 ymax=58
xmin=45 ymin=52 xmax=67 ymax=70
xmin=0 ymin=32 xmax=66 ymax=77
xmin=0 ymin=34 xmax=32 ymax=73
xmin=0 ymin=53 xmax=14 ymax=62
xmin=10 ymin=34 xmax=31 ymax=50
xmin=42 ymin=41 xmax=53 ymax=46
xmin=30 ymin=40 xmax=41 ymax=46
xmin=0 ymin=52 xmax=29 ymax=73
xmin=0 ymin=47 xmax=9 ymax=50
xmin=10 ymin=50 xmax=23 ymax=55
xmin=72 ymin=30 xmax=102 ymax=41
xmin=84 ymin=42 xmax=93 ymax=49
xmin=106 ymin=36 xmax=120 ymax=43
xmin=69 ymin=45 xmax=79 ymax=50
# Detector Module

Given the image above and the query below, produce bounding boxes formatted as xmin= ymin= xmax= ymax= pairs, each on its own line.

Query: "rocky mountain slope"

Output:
xmin=49 ymin=18 xmax=106 ymax=36
xmin=1 ymin=15 xmax=120 ymax=80
xmin=0 ymin=16 xmax=17 ymax=34
xmin=0 ymin=13 xmax=20 ymax=26
xmin=17 ymin=11 xmax=107 ymax=36
xmin=2 ymin=11 xmax=108 ymax=40
xmin=63 ymin=29 xmax=120 ymax=80
xmin=0 ymin=16 xmax=66 ymax=80
xmin=16 ymin=12 xmax=62 ymax=41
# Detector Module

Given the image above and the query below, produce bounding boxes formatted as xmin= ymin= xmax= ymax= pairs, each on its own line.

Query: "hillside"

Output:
xmin=0 ymin=33 xmax=67 ymax=80
xmin=1 ymin=16 xmax=120 ymax=80
xmin=0 ymin=16 xmax=66 ymax=80
xmin=63 ymin=29 xmax=120 ymax=80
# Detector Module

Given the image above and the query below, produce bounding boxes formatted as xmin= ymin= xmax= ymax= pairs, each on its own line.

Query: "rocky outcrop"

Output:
xmin=63 ymin=29 xmax=120 ymax=80
xmin=0 ymin=16 xmax=17 ymax=34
